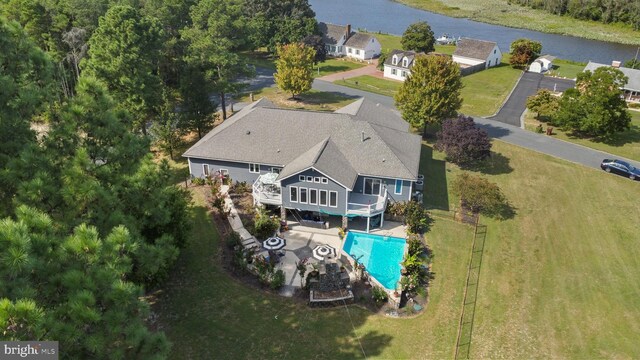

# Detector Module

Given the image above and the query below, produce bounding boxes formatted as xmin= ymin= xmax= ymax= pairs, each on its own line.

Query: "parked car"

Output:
xmin=600 ymin=159 xmax=640 ymax=180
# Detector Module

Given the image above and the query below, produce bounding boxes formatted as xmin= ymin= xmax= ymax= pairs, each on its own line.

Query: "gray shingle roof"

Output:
xmin=344 ymin=32 xmax=375 ymax=49
xmin=183 ymin=99 xmax=421 ymax=181
xmin=335 ymin=98 xmax=409 ymax=132
xmin=584 ymin=61 xmax=640 ymax=92
xmin=453 ymin=38 xmax=498 ymax=61
xmin=383 ymin=50 xmax=420 ymax=69
xmin=318 ymin=22 xmax=348 ymax=45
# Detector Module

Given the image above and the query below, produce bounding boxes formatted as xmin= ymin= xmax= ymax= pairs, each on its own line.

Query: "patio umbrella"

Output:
xmin=263 ymin=237 xmax=286 ymax=250
xmin=312 ymin=244 xmax=337 ymax=261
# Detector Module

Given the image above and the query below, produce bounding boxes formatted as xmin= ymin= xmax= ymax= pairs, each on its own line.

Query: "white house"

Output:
xmin=452 ymin=38 xmax=501 ymax=69
xmin=319 ymin=22 xmax=381 ymax=60
xmin=383 ymin=50 xmax=419 ymax=81
xmin=529 ymin=55 xmax=556 ymax=73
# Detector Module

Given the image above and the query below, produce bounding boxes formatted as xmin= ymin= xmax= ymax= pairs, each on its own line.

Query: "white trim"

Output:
xmin=309 ymin=188 xmax=318 ymax=205
xmin=321 ymin=178 xmax=328 ymax=184
xmin=313 ymin=177 xmax=321 ymax=183
xmin=363 ymin=177 xmax=382 ymax=196
xmin=306 ymin=176 xmax=313 ymax=182
xmin=182 ymin=155 xmax=282 ymax=168
xmin=188 ymin=158 xmax=193 ymax=177
xmin=203 ymin=164 xmax=210 ymax=176
xmin=299 ymin=188 xmax=308 ymax=204
xmin=249 ymin=163 xmax=260 ymax=173
xmin=290 ymin=186 xmax=298 ymax=203
xmin=394 ymin=179 xmax=403 ymax=195
xmin=276 ymin=166 xmax=353 ymax=190
xmin=299 ymin=175 xmax=305 ymax=182
xmin=271 ymin=167 xmax=281 ymax=174
xmin=319 ymin=190 xmax=328 ymax=206
xmin=219 ymin=168 xmax=229 ymax=176
xmin=329 ymin=191 xmax=338 ymax=208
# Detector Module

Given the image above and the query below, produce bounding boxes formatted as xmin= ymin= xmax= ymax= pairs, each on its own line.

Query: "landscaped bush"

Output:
xmin=230 ymin=180 xmax=251 ymax=194
xmin=404 ymin=201 xmax=432 ymax=234
xmin=406 ymin=234 xmax=425 ymax=256
xmin=253 ymin=208 xmax=280 ymax=240
xmin=386 ymin=201 xmax=407 ymax=217
xmin=192 ymin=177 xmax=205 ymax=186
xmin=226 ymin=231 xmax=243 ymax=249
xmin=270 ymin=269 xmax=286 ymax=290
xmin=435 ymin=115 xmax=492 ymax=165
xmin=371 ymin=286 xmax=389 ymax=304
xmin=254 ymin=255 xmax=285 ymax=289
xmin=452 ymin=172 xmax=510 ymax=218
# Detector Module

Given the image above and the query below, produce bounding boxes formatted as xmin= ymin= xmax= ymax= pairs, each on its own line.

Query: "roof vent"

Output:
xmin=382 ymin=158 xmax=386 ymax=162
xmin=246 ymin=130 xmax=251 ymax=135
xmin=376 ymin=103 xmax=380 ymax=107
xmin=361 ymin=131 xmax=365 ymax=142
xmin=276 ymin=149 xmax=280 ymax=153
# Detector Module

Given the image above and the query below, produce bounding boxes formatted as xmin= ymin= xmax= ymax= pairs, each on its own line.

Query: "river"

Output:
xmin=309 ymin=0 xmax=638 ymax=64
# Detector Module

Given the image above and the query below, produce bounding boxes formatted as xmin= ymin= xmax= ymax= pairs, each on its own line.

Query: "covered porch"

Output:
xmin=252 ymin=173 xmax=282 ymax=206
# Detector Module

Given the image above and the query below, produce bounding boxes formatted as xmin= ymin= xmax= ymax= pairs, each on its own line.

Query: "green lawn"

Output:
xmin=235 ymin=86 xmax=357 ymax=112
xmin=461 ymin=64 xmax=522 ymax=116
xmin=367 ymin=31 xmax=457 ymax=55
xmin=315 ymin=58 xmax=366 ymax=78
xmin=335 ymin=75 xmax=401 ymax=97
xmin=395 ymin=0 xmax=640 ymax=45
xmin=156 ymin=133 xmax=640 ymax=358
xmin=548 ymin=59 xmax=586 ymax=79
xmin=524 ymin=110 xmax=640 ymax=161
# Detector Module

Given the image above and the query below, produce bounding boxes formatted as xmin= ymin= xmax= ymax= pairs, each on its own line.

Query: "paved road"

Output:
xmin=312 ymin=79 xmax=640 ymax=170
xmin=489 ymin=72 xmax=575 ymax=126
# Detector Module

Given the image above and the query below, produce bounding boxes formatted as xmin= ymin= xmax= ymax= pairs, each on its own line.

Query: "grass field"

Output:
xmin=335 ymin=75 xmax=402 ymax=97
xmin=395 ymin=0 xmax=640 ymax=45
xmin=369 ymin=31 xmax=456 ymax=55
xmin=315 ymin=58 xmax=366 ymax=78
xmin=548 ymin=59 xmax=586 ymax=79
xmin=524 ymin=110 xmax=640 ymax=161
xmin=156 ymin=134 xmax=640 ymax=358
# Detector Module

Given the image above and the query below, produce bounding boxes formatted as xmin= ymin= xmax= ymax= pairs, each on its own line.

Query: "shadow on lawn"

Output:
xmin=153 ymin=202 xmax=394 ymax=359
xmin=566 ymin=122 xmax=640 ymax=147
xmin=461 ymin=151 xmax=513 ymax=175
xmin=420 ymin=144 xmax=450 ymax=211
xmin=318 ymin=64 xmax=356 ymax=74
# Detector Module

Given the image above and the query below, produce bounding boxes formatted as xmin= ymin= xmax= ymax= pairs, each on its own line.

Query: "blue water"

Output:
xmin=343 ymin=231 xmax=406 ymax=290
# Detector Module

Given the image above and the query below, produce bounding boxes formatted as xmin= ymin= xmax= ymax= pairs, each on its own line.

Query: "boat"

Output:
xmin=436 ymin=33 xmax=457 ymax=45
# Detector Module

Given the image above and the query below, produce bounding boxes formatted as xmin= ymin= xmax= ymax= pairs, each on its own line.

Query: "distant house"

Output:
xmin=529 ymin=55 xmax=556 ymax=73
xmin=383 ymin=50 xmax=419 ymax=81
xmin=319 ymin=22 xmax=381 ymax=60
xmin=183 ymin=97 xmax=422 ymax=232
xmin=584 ymin=61 xmax=640 ymax=102
xmin=452 ymin=38 xmax=501 ymax=69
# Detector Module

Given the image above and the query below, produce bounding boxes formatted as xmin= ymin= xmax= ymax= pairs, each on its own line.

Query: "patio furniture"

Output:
xmin=263 ymin=237 xmax=286 ymax=250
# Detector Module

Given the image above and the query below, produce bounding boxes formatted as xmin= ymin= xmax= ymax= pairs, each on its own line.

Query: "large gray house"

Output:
xmin=183 ymin=98 xmax=422 ymax=231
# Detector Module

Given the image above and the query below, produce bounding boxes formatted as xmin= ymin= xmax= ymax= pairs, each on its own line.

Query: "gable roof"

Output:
xmin=318 ymin=22 xmax=348 ymax=45
xmin=384 ymin=49 xmax=419 ymax=69
xmin=584 ymin=61 xmax=640 ymax=92
xmin=183 ymin=99 xmax=421 ymax=181
xmin=335 ymin=97 xmax=409 ymax=132
xmin=453 ymin=38 xmax=498 ymax=61
xmin=537 ymin=54 xmax=556 ymax=62
xmin=344 ymin=32 xmax=376 ymax=49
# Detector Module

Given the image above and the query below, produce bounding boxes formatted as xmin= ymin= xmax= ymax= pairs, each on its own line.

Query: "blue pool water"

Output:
xmin=343 ymin=231 xmax=406 ymax=290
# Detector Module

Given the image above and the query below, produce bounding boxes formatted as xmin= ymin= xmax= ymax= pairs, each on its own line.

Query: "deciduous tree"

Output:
xmin=435 ymin=115 xmax=492 ymax=165
xmin=302 ymin=34 xmax=327 ymax=64
xmin=526 ymin=88 xmax=560 ymax=120
xmin=452 ymin=173 xmax=507 ymax=217
xmin=509 ymin=38 xmax=542 ymax=69
xmin=395 ymin=54 xmax=463 ymax=136
xmin=401 ymin=21 xmax=435 ymax=53
xmin=274 ymin=43 xmax=316 ymax=99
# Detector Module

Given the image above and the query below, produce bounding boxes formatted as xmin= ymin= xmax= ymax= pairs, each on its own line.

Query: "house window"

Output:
xmin=306 ymin=176 xmax=313 ymax=182
xmin=249 ymin=163 xmax=260 ymax=173
xmin=309 ymin=189 xmax=318 ymax=205
xmin=202 ymin=164 xmax=210 ymax=176
xmin=488 ymin=60 xmax=491 ymax=66
xmin=290 ymin=187 xmax=298 ymax=202
xmin=395 ymin=179 xmax=403 ymax=195
xmin=402 ymin=58 xmax=408 ymax=67
xmin=348 ymin=48 xmax=352 ymax=53
xmin=314 ymin=177 xmax=321 ymax=183
xmin=392 ymin=56 xmax=398 ymax=65
xmin=272 ymin=167 xmax=281 ymax=174
xmin=363 ymin=178 xmax=381 ymax=195
xmin=299 ymin=175 xmax=305 ymax=182
xmin=319 ymin=190 xmax=328 ymax=206
xmin=299 ymin=188 xmax=308 ymax=204
xmin=401 ymin=71 xmax=406 ymax=78
xmin=220 ymin=169 xmax=229 ymax=177
xmin=391 ymin=68 xmax=397 ymax=75
xmin=329 ymin=191 xmax=338 ymax=207
xmin=355 ymin=49 xmax=360 ymax=55
xmin=321 ymin=178 xmax=328 ymax=184
xmin=494 ymin=49 xmax=496 ymax=54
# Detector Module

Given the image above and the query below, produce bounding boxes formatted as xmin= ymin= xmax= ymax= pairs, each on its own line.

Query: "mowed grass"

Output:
xmin=368 ymin=31 xmax=457 ymax=55
xmin=395 ymin=0 xmax=640 ymax=45
xmin=460 ymin=63 xmax=522 ymax=116
xmin=315 ymin=58 xmax=366 ymax=78
xmin=154 ymin=186 xmax=473 ymax=359
xmin=235 ymin=86 xmax=357 ymax=112
xmin=548 ymin=59 xmax=586 ymax=79
xmin=335 ymin=75 xmax=402 ymax=97
xmin=524 ymin=110 xmax=640 ymax=161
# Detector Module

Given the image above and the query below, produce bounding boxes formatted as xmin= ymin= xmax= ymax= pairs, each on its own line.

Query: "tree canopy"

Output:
xmin=395 ymin=54 xmax=463 ymax=136
xmin=435 ymin=115 xmax=492 ymax=165
xmin=509 ymin=38 xmax=542 ymax=69
xmin=452 ymin=173 xmax=508 ymax=218
xmin=553 ymin=67 xmax=631 ymax=138
xmin=401 ymin=21 xmax=435 ymax=53
xmin=526 ymin=89 xmax=560 ymax=120
xmin=274 ymin=43 xmax=316 ymax=99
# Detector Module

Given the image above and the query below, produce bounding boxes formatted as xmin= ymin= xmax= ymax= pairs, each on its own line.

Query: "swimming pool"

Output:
xmin=343 ymin=231 xmax=406 ymax=290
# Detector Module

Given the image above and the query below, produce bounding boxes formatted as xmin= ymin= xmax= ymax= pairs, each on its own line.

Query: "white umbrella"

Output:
xmin=312 ymin=244 xmax=337 ymax=261
xmin=263 ymin=237 xmax=286 ymax=250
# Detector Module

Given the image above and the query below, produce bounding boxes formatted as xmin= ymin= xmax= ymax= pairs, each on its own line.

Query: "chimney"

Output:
xmin=346 ymin=24 xmax=351 ymax=39
xmin=612 ymin=60 xmax=621 ymax=68
xmin=361 ymin=131 xmax=365 ymax=142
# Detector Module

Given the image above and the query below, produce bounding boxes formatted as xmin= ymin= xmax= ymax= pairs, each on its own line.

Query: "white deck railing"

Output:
xmin=346 ymin=188 xmax=387 ymax=216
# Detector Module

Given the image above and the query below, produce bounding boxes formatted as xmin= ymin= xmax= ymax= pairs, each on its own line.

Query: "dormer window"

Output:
xmin=392 ymin=55 xmax=398 ymax=65
xmin=402 ymin=58 xmax=408 ymax=67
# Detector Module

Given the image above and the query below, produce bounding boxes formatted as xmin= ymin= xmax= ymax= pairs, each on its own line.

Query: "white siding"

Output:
xmin=383 ymin=65 xmax=407 ymax=81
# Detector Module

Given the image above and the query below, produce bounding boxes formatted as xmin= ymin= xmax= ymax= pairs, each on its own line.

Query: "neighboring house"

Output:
xmin=452 ymin=38 xmax=501 ymax=69
xmin=529 ymin=55 xmax=556 ymax=73
xmin=318 ymin=22 xmax=381 ymax=60
xmin=584 ymin=61 xmax=640 ymax=102
xmin=183 ymin=98 xmax=422 ymax=232
xmin=383 ymin=50 xmax=419 ymax=81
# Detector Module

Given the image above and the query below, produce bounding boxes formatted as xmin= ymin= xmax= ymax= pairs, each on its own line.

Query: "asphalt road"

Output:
xmin=489 ymin=72 xmax=575 ymax=126
xmin=311 ymin=79 xmax=640 ymax=170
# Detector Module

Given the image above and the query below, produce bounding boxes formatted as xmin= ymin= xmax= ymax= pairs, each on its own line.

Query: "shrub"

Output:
xmin=404 ymin=201 xmax=431 ymax=234
xmin=192 ymin=177 xmax=205 ymax=186
xmin=406 ymin=234 xmax=425 ymax=256
xmin=253 ymin=209 xmax=280 ymax=240
xmin=371 ymin=286 xmax=389 ymax=304
xmin=452 ymin=173 xmax=508 ymax=217
xmin=226 ymin=231 xmax=242 ymax=249
xmin=400 ymin=273 xmax=422 ymax=292
xmin=435 ymin=115 xmax=492 ymax=165
xmin=270 ymin=270 xmax=286 ymax=290
xmin=386 ymin=201 xmax=407 ymax=217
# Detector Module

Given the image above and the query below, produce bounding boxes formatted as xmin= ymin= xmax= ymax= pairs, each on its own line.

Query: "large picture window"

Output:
xmin=329 ymin=191 xmax=338 ymax=207
xmin=300 ymin=188 xmax=308 ymax=204
xmin=309 ymin=189 xmax=317 ymax=205
xmin=364 ymin=178 xmax=382 ymax=195
xmin=319 ymin=190 xmax=328 ymax=206
xmin=290 ymin=187 xmax=298 ymax=202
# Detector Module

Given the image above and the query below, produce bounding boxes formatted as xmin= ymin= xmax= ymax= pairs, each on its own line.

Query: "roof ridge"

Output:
xmin=311 ymin=137 xmax=331 ymax=165
xmin=368 ymin=123 xmax=418 ymax=177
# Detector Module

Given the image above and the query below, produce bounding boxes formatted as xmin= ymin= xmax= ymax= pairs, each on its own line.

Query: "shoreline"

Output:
xmin=393 ymin=0 xmax=640 ymax=46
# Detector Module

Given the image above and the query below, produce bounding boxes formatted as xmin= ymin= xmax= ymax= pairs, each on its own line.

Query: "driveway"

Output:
xmin=489 ymin=72 xmax=575 ymax=126
xmin=316 ymin=62 xmax=379 ymax=82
